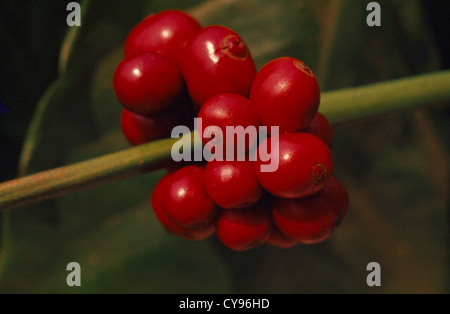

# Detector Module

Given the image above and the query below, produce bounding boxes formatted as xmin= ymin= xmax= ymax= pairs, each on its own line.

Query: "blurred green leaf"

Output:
xmin=0 ymin=0 xmax=68 ymax=181
xmin=0 ymin=0 xmax=447 ymax=293
xmin=0 ymin=0 xmax=233 ymax=293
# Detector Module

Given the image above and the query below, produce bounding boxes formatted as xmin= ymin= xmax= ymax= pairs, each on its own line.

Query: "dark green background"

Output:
xmin=0 ymin=0 xmax=449 ymax=293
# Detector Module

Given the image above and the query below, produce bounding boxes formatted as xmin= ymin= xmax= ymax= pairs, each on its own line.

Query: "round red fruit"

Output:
xmin=197 ymin=93 xmax=260 ymax=156
xmin=253 ymin=132 xmax=333 ymax=199
xmin=162 ymin=166 xmax=216 ymax=229
xmin=250 ymin=57 xmax=320 ymax=134
xmin=204 ymin=160 xmax=263 ymax=209
xmin=180 ymin=25 xmax=257 ymax=108
xmin=266 ymin=224 xmax=298 ymax=249
xmin=151 ymin=174 xmax=214 ymax=240
xmin=216 ymin=203 xmax=271 ymax=251
xmin=124 ymin=9 xmax=201 ymax=63
xmin=271 ymin=177 xmax=349 ymax=244
xmin=121 ymin=106 xmax=185 ymax=146
xmin=113 ymin=52 xmax=183 ymax=116
xmin=304 ymin=112 xmax=333 ymax=148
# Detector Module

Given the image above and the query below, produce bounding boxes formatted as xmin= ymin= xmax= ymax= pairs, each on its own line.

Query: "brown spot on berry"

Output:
xmin=311 ymin=162 xmax=327 ymax=184
xmin=293 ymin=60 xmax=314 ymax=77
xmin=244 ymin=240 xmax=262 ymax=250
xmin=222 ymin=35 xmax=248 ymax=60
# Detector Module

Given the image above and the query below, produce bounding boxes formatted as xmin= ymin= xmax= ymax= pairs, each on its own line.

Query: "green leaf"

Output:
xmin=0 ymin=0 xmax=232 ymax=293
xmin=0 ymin=1 xmax=67 ymax=180
xmin=0 ymin=0 xmax=447 ymax=293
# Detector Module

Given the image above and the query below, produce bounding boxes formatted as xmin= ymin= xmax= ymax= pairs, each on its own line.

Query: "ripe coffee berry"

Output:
xmin=180 ymin=25 xmax=257 ymax=108
xmin=124 ymin=9 xmax=201 ymax=63
xmin=266 ymin=224 xmax=298 ymax=249
xmin=151 ymin=174 xmax=215 ymax=240
xmin=254 ymin=132 xmax=333 ymax=199
xmin=250 ymin=57 xmax=320 ymax=134
xmin=197 ymin=93 xmax=260 ymax=156
xmin=271 ymin=177 xmax=349 ymax=244
xmin=121 ymin=106 xmax=186 ymax=146
xmin=216 ymin=203 xmax=271 ymax=251
xmin=304 ymin=112 xmax=333 ymax=148
xmin=113 ymin=52 xmax=183 ymax=116
xmin=162 ymin=166 xmax=216 ymax=229
xmin=204 ymin=160 xmax=263 ymax=209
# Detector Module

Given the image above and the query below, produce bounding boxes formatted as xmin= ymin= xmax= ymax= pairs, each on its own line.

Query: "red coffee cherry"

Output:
xmin=124 ymin=9 xmax=201 ymax=63
xmin=216 ymin=203 xmax=272 ymax=251
xmin=121 ymin=106 xmax=185 ymax=146
xmin=113 ymin=52 xmax=183 ymax=116
xmin=327 ymin=177 xmax=349 ymax=227
xmin=204 ymin=160 xmax=263 ymax=209
xmin=197 ymin=93 xmax=260 ymax=156
xmin=162 ymin=166 xmax=217 ymax=229
xmin=151 ymin=174 xmax=215 ymax=240
xmin=180 ymin=25 xmax=257 ymax=108
xmin=304 ymin=112 xmax=333 ymax=148
xmin=250 ymin=57 xmax=320 ymax=134
xmin=253 ymin=132 xmax=333 ymax=199
xmin=271 ymin=177 xmax=349 ymax=244
xmin=266 ymin=224 xmax=298 ymax=249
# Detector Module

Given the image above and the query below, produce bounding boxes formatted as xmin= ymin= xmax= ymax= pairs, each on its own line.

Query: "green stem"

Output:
xmin=321 ymin=70 xmax=450 ymax=126
xmin=1 ymin=70 xmax=449 ymax=211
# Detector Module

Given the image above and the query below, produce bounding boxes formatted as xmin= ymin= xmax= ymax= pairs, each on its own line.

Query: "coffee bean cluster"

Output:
xmin=113 ymin=10 xmax=349 ymax=251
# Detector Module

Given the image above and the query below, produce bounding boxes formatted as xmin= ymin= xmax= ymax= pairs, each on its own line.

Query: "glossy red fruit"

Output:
xmin=250 ymin=57 xmax=320 ymax=134
xmin=216 ymin=203 xmax=272 ymax=251
xmin=253 ymin=132 xmax=333 ymax=199
xmin=266 ymin=224 xmax=298 ymax=249
xmin=204 ymin=160 xmax=263 ymax=209
xmin=180 ymin=25 xmax=257 ymax=108
xmin=151 ymin=174 xmax=215 ymax=240
xmin=197 ymin=93 xmax=260 ymax=156
xmin=271 ymin=176 xmax=349 ymax=244
xmin=124 ymin=9 xmax=201 ymax=63
xmin=162 ymin=166 xmax=216 ymax=229
xmin=113 ymin=52 xmax=183 ymax=116
xmin=121 ymin=106 xmax=185 ymax=146
xmin=304 ymin=112 xmax=333 ymax=148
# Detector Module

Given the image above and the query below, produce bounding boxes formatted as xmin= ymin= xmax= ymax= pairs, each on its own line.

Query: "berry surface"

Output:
xmin=250 ymin=57 xmax=320 ymax=134
xmin=266 ymin=224 xmax=298 ymax=249
xmin=254 ymin=132 xmax=333 ymax=199
xmin=271 ymin=177 xmax=349 ymax=244
xmin=180 ymin=25 xmax=257 ymax=108
xmin=121 ymin=106 xmax=186 ymax=146
xmin=204 ymin=160 xmax=263 ymax=209
xmin=216 ymin=203 xmax=272 ymax=251
xmin=151 ymin=174 xmax=215 ymax=240
xmin=162 ymin=166 xmax=217 ymax=229
xmin=197 ymin=93 xmax=260 ymax=156
xmin=124 ymin=9 xmax=201 ymax=63
xmin=113 ymin=52 xmax=183 ymax=116
xmin=304 ymin=112 xmax=333 ymax=148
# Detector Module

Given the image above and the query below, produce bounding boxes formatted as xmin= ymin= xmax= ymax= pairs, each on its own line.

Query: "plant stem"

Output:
xmin=320 ymin=70 xmax=450 ymax=126
xmin=1 ymin=70 xmax=449 ymax=211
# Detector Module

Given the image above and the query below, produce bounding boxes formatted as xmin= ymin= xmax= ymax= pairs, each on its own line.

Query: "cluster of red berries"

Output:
xmin=113 ymin=10 xmax=349 ymax=251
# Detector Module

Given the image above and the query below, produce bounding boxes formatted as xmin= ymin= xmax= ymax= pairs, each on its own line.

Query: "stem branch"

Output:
xmin=1 ymin=70 xmax=449 ymax=211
